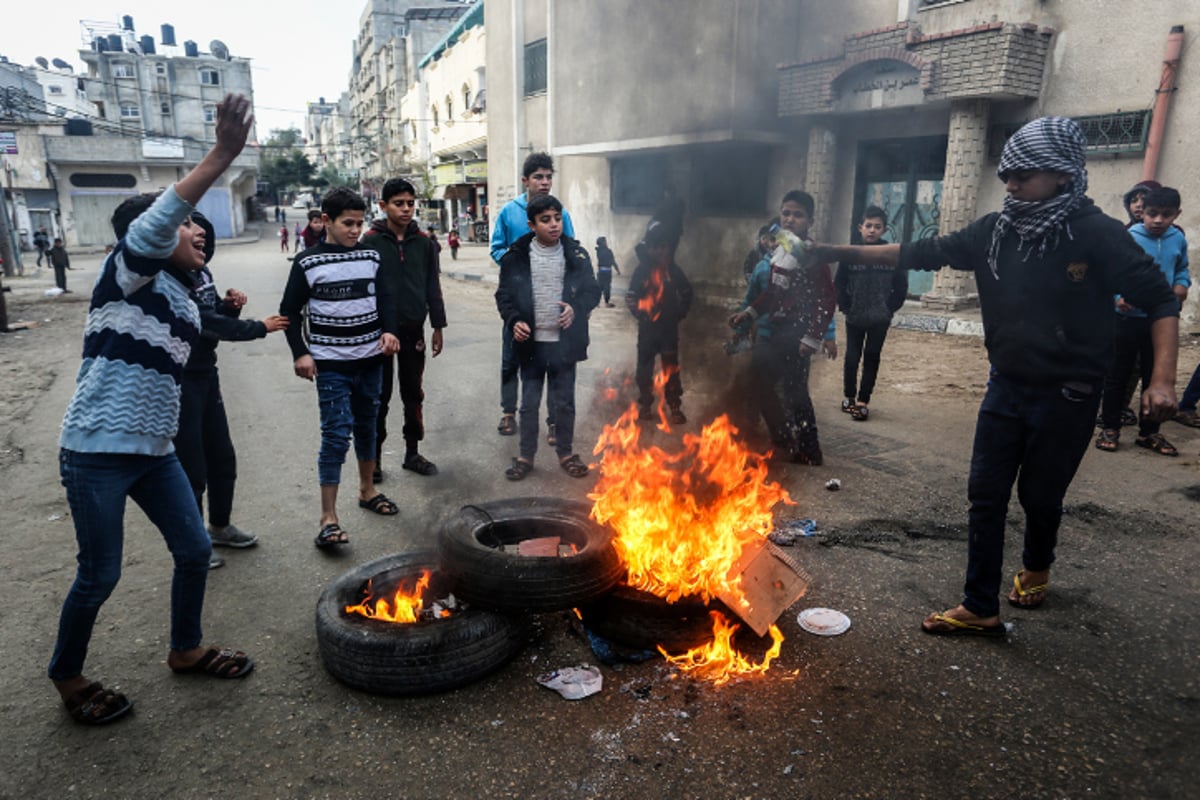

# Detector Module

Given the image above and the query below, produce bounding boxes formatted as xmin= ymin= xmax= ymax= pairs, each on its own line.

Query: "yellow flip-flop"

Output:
xmin=1008 ymin=571 xmax=1048 ymax=609
xmin=921 ymin=612 xmax=1007 ymax=638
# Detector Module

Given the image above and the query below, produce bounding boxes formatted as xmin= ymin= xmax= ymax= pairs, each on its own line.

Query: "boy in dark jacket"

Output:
xmin=49 ymin=237 xmax=71 ymax=291
xmin=835 ymin=205 xmax=907 ymax=420
xmin=626 ymin=221 xmax=694 ymax=424
xmin=495 ymin=194 xmax=600 ymax=480
xmin=813 ymin=117 xmax=1179 ymax=639
xmin=363 ymin=177 xmax=447 ymax=480
xmin=172 ymin=212 xmax=288 ymax=568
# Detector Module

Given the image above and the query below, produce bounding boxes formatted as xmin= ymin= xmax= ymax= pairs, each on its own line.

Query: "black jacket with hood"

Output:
xmin=362 ymin=217 xmax=447 ymax=331
xmin=900 ymin=199 xmax=1177 ymax=386
xmin=495 ymin=232 xmax=600 ymax=364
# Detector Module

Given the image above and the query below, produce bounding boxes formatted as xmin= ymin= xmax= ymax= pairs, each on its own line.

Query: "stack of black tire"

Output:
xmin=316 ymin=497 xmax=631 ymax=696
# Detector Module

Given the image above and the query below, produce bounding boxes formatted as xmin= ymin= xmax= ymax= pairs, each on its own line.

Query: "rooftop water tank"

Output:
xmin=161 ymin=24 xmax=175 ymax=47
xmin=140 ymin=35 xmax=155 ymax=55
xmin=183 ymin=40 xmax=198 ymax=57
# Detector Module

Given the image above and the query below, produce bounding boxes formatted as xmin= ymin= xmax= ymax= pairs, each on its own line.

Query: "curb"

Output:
xmin=892 ymin=312 xmax=983 ymax=338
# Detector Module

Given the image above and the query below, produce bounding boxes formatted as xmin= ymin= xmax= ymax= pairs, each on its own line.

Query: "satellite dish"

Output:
xmin=209 ymin=40 xmax=229 ymax=60
xmin=35 ymin=56 xmax=49 ymax=69
xmin=52 ymin=58 xmax=73 ymax=70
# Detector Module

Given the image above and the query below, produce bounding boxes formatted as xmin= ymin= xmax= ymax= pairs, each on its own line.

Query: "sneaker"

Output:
xmin=208 ymin=552 xmax=226 ymax=570
xmin=208 ymin=524 xmax=258 ymax=549
xmin=669 ymin=408 xmax=687 ymax=425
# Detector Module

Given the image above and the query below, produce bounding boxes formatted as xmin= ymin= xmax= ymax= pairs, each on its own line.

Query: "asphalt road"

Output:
xmin=0 ymin=231 xmax=1197 ymax=800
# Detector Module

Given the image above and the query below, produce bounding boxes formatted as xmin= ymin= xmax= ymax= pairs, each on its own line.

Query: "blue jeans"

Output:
xmin=962 ymin=372 xmax=1100 ymax=617
xmin=50 ymin=449 xmax=211 ymax=681
xmin=503 ymin=326 xmax=556 ymax=425
xmin=316 ymin=366 xmax=382 ymax=486
xmin=518 ymin=342 xmax=576 ymax=462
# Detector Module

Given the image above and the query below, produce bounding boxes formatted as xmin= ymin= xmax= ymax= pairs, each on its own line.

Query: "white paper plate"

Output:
xmin=797 ymin=607 xmax=851 ymax=636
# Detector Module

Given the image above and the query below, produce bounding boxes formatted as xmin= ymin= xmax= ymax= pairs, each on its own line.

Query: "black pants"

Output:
xmin=750 ymin=332 xmax=817 ymax=454
xmin=843 ymin=321 xmax=890 ymax=404
xmin=598 ymin=270 xmax=613 ymax=303
xmin=635 ymin=328 xmax=682 ymax=410
xmin=174 ymin=369 xmax=237 ymax=527
xmin=377 ymin=327 xmax=427 ymax=461
xmin=1101 ymin=315 xmax=1158 ymax=436
xmin=53 ymin=265 xmax=68 ymax=291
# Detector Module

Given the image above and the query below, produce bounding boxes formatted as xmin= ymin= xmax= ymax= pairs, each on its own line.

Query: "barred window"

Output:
xmin=989 ymin=111 xmax=1152 ymax=158
xmin=524 ymin=39 xmax=547 ymax=96
xmin=199 ymin=69 xmax=220 ymax=86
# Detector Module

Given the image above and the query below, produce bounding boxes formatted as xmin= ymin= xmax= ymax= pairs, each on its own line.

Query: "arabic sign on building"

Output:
xmin=0 ymin=131 xmax=17 ymax=155
xmin=833 ymin=61 xmax=923 ymax=112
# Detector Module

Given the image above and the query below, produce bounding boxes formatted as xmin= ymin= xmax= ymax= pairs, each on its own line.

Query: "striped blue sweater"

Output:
xmin=59 ymin=186 xmax=200 ymax=456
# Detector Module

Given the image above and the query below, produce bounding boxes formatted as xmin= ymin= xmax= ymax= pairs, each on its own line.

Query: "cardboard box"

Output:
xmin=716 ymin=539 xmax=812 ymax=637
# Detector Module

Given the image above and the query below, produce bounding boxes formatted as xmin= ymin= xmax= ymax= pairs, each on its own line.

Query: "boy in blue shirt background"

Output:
xmin=1096 ymin=185 xmax=1189 ymax=456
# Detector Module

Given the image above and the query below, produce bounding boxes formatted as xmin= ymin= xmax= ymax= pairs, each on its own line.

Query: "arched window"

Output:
xmin=445 ymin=95 xmax=453 ymax=120
xmin=431 ymin=105 xmax=439 ymax=127
xmin=462 ymin=84 xmax=472 ymax=113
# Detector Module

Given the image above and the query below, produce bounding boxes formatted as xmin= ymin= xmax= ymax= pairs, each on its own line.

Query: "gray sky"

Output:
xmin=1 ymin=1 xmax=359 ymax=138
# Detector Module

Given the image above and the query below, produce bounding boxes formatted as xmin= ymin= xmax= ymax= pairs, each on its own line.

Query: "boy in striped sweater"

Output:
xmin=280 ymin=188 xmax=400 ymax=548
xmin=51 ymin=94 xmax=256 ymax=727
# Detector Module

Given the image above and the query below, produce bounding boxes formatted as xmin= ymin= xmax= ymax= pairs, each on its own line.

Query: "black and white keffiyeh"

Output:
xmin=988 ymin=116 xmax=1088 ymax=278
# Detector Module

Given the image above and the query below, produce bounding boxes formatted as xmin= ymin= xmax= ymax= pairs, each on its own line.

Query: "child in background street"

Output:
xmin=495 ymin=194 xmax=599 ymax=480
xmin=835 ymin=205 xmax=907 ymax=421
xmin=279 ymin=223 xmax=289 ymax=252
xmin=279 ymin=187 xmax=400 ymax=549
xmin=51 ymin=94 xmax=257 ymax=727
xmin=173 ymin=211 xmax=288 ymax=569
xmin=293 ymin=221 xmax=303 ymax=252
xmin=811 ymin=116 xmax=1179 ymax=638
xmin=594 ymin=236 xmax=621 ymax=307
xmin=742 ymin=221 xmax=777 ymax=284
xmin=1096 ymin=185 xmax=1189 ymax=456
xmin=49 ymin=237 xmax=71 ymax=292
xmin=625 ymin=222 xmax=693 ymax=424
xmin=362 ymin=178 xmax=447 ymax=481
xmin=301 ymin=209 xmax=326 ymax=249
xmin=448 ymin=228 xmax=460 ymax=260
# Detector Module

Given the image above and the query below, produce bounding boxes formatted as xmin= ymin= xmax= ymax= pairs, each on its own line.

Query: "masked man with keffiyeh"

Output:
xmin=812 ymin=117 xmax=1179 ymax=638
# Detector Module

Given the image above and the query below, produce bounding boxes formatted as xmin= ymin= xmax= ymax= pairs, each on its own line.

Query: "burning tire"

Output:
xmin=315 ymin=551 xmax=528 ymax=695
xmin=578 ymin=583 xmax=733 ymax=653
xmin=437 ymin=497 xmax=624 ymax=613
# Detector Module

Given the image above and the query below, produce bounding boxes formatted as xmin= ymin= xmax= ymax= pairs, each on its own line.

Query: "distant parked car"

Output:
xmin=292 ymin=199 xmax=307 ymax=208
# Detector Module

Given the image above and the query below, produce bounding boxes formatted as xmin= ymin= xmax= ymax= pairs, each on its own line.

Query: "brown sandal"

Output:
xmin=1094 ymin=428 xmax=1119 ymax=452
xmin=171 ymin=647 xmax=255 ymax=679
xmin=63 ymin=681 xmax=133 ymax=725
xmin=1135 ymin=432 xmax=1178 ymax=456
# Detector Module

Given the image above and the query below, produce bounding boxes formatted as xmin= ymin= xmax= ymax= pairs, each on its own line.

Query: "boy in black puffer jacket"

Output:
xmin=835 ymin=205 xmax=907 ymax=421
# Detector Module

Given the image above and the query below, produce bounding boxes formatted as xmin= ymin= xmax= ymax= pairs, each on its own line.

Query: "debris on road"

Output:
xmin=537 ymin=664 xmax=603 ymax=700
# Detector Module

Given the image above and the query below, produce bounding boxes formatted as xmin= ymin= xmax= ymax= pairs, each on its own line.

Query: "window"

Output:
xmin=203 ymin=105 xmax=216 ymax=123
xmin=160 ymin=101 xmax=171 ymax=115
xmin=524 ymin=39 xmax=547 ymax=96
xmin=689 ymin=145 xmax=770 ymax=216
xmin=446 ymin=96 xmax=453 ymax=120
xmin=119 ymin=103 xmax=140 ymax=118
xmin=48 ymin=85 xmax=64 ymax=95
xmin=431 ymin=105 xmax=439 ymax=128
xmin=610 ymin=155 xmax=668 ymax=213
xmin=112 ymin=62 xmax=134 ymax=78
xmin=69 ymin=173 xmax=138 ymax=189
xmin=155 ymin=62 xmax=166 ymax=75
xmin=988 ymin=111 xmax=1152 ymax=157
xmin=199 ymin=69 xmax=220 ymax=86
xmin=463 ymin=85 xmax=472 ymax=114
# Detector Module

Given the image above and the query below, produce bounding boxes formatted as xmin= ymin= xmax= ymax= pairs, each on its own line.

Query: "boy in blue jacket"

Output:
xmin=1096 ymin=186 xmax=1189 ymax=456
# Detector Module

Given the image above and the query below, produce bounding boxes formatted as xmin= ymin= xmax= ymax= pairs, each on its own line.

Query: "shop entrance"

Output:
xmin=853 ymin=136 xmax=947 ymax=296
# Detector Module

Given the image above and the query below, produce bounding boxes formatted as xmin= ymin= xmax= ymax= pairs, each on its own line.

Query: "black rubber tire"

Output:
xmin=315 ymin=551 xmax=528 ymax=696
xmin=578 ymin=583 xmax=734 ymax=653
xmin=436 ymin=497 xmax=624 ymax=613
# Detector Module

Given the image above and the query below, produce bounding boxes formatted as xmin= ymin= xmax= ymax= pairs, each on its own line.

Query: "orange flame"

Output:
xmin=344 ymin=570 xmax=449 ymax=623
xmin=590 ymin=409 xmax=793 ymax=605
xmin=660 ymin=612 xmax=784 ymax=686
xmin=590 ymin=407 xmax=796 ymax=681
xmin=636 ymin=267 xmax=666 ymax=321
